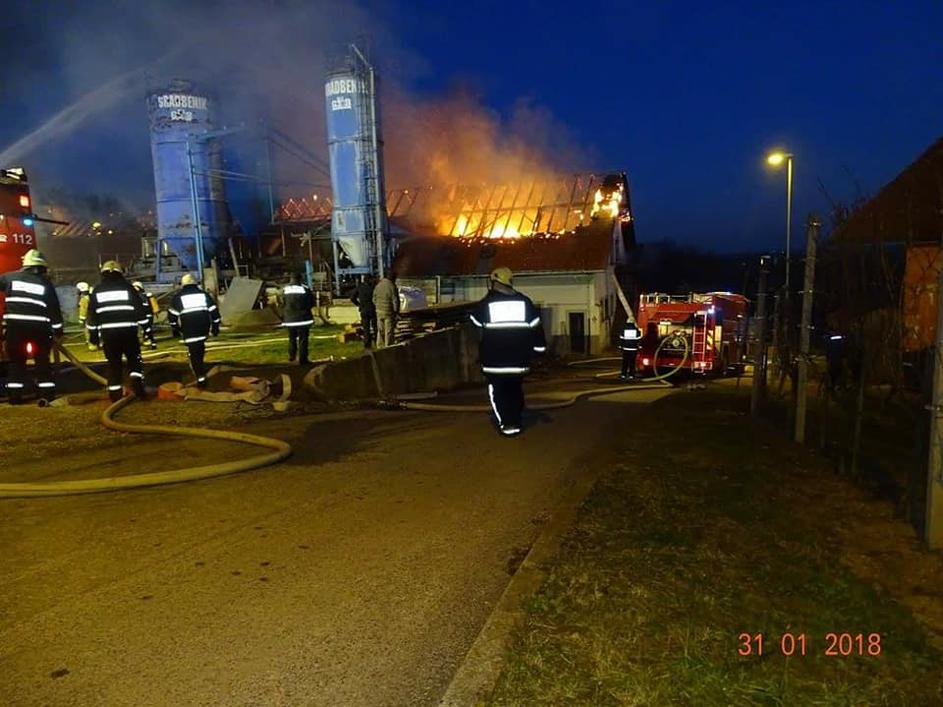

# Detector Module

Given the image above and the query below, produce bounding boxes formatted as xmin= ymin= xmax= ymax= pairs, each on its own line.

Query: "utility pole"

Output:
xmin=926 ymin=248 xmax=943 ymax=547
xmin=794 ymin=214 xmax=819 ymax=444
xmin=751 ymin=255 xmax=771 ymax=418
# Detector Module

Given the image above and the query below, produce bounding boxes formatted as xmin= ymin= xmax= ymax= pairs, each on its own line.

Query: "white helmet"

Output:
xmin=76 ymin=281 xmax=90 ymax=293
xmin=132 ymin=281 xmax=144 ymax=291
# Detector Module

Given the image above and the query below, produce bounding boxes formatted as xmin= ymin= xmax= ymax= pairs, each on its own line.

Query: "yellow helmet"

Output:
xmin=180 ymin=273 xmax=197 ymax=286
xmin=100 ymin=260 xmax=122 ymax=274
xmin=489 ymin=267 xmax=513 ymax=287
xmin=21 ymin=249 xmax=48 ymax=268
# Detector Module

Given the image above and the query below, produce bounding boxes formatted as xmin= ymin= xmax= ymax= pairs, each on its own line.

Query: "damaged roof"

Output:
xmin=393 ymin=218 xmax=622 ymax=278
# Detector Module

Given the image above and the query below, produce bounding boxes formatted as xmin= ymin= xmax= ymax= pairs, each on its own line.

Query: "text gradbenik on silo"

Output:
xmin=325 ymin=78 xmax=363 ymax=111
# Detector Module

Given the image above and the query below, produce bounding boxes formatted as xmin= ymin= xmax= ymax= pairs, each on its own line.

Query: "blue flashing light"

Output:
xmin=22 ymin=218 xmax=34 ymax=227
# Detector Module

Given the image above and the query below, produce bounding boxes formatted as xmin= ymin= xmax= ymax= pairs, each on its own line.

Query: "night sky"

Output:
xmin=1 ymin=0 xmax=941 ymax=251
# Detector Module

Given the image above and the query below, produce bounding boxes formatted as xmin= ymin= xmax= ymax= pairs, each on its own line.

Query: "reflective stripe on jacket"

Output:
xmin=0 ymin=269 xmax=63 ymax=333
xmin=471 ymin=285 xmax=546 ymax=375
xmin=281 ymin=283 xmax=315 ymax=327
xmin=168 ymin=284 xmax=220 ymax=341
xmin=619 ymin=324 xmax=641 ymax=351
xmin=87 ymin=276 xmax=148 ymax=335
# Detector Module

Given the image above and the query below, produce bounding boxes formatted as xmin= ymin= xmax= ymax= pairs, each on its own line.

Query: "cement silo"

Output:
xmin=324 ymin=46 xmax=388 ymax=282
xmin=147 ymin=80 xmax=228 ymax=275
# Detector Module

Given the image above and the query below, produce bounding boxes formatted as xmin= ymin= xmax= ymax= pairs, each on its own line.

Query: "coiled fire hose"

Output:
xmin=568 ymin=331 xmax=691 ymax=382
xmin=0 ymin=343 xmax=292 ymax=498
xmin=387 ymin=336 xmax=688 ymax=413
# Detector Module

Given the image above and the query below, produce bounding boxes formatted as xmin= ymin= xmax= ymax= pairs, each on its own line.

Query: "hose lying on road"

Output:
xmin=567 ymin=334 xmax=691 ymax=382
xmin=393 ymin=336 xmax=689 ymax=413
xmin=0 ymin=344 xmax=292 ymax=499
xmin=389 ymin=380 xmax=672 ymax=413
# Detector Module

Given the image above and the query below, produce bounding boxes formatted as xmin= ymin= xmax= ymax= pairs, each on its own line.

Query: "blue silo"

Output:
xmin=147 ymin=80 xmax=228 ymax=274
xmin=324 ymin=54 xmax=387 ymax=278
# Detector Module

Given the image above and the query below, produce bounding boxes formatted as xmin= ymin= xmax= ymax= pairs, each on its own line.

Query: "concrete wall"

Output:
xmin=304 ymin=324 xmax=482 ymax=401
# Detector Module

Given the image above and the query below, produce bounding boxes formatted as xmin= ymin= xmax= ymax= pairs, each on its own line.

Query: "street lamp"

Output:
xmin=766 ymin=151 xmax=794 ymax=290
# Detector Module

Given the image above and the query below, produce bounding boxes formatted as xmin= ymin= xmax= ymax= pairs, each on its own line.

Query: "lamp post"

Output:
xmin=766 ymin=151 xmax=794 ymax=290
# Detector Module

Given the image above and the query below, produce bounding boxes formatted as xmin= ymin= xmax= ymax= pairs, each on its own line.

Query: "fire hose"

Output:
xmin=0 ymin=343 xmax=292 ymax=498
xmin=567 ymin=332 xmax=691 ymax=382
xmin=385 ymin=336 xmax=689 ymax=413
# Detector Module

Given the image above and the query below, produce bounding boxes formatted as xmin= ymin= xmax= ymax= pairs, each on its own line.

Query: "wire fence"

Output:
xmin=757 ymin=223 xmax=936 ymax=534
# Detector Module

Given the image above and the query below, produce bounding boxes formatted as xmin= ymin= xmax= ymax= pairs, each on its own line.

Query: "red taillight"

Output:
xmin=18 ymin=194 xmax=30 ymax=209
xmin=642 ymin=357 xmax=651 ymax=366
xmin=26 ymin=341 xmax=34 ymax=356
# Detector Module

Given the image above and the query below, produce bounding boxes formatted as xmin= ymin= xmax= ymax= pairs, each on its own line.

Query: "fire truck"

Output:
xmin=0 ymin=168 xmax=39 ymax=372
xmin=635 ymin=292 xmax=749 ymax=375
xmin=0 ymin=168 xmax=37 ymax=277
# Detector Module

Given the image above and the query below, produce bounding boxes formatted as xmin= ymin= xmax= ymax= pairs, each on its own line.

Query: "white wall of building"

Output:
xmin=402 ymin=268 xmax=617 ymax=355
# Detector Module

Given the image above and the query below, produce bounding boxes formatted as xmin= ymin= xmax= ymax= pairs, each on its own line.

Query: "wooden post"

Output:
xmin=925 ymin=245 xmax=943 ymax=547
xmin=794 ymin=214 xmax=819 ymax=444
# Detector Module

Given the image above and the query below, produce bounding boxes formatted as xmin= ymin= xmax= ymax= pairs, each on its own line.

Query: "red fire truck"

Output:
xmin=0 ymin=167 xmax=37 ymax=277
xmin=635 ymin=291 xmax=749 ymax=375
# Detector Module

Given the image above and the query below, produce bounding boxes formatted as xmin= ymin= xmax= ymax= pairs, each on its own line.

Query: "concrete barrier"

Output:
xmin=304 ymin=325 xmax=482 ymax=400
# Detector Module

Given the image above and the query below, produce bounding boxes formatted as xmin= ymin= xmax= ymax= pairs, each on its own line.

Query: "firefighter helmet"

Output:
xmin=21 ymin=249 xmax=48 ymax=268
xmin=489 ymin=267 xmax=513 ymax=287
xmin=180 ymin=273 xmax=197 ymax=286
xmin=100 ymin=260 xmax=123 ymax=274
xmin=76 ymin=281 xmax=90 ymax=292
xmin=132 ymin=281 xmax=144 ymax=291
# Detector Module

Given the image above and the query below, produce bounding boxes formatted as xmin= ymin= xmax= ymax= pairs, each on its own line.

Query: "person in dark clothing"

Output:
xmin=280 ymin=272 xmax=315 ymax=365
xmin=86 ymin=260 xmax=149 ymax=401
xmin=350 ymin=275 xmax=377 ymax=348
xmin=168 ymin=273 xmax=220 ymax=388
xmin=619 ymin=321 xmax=641 ymax=380
xmin=470 ymin=267 xmax=546 ymax=436
xmin=0 ymin=249 xmax=63 ymax=404
xmin=132 ymin=281 xmax=159 ymax=350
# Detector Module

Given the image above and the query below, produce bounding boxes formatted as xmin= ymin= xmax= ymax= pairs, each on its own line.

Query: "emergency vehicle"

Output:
xmin=0 ymin=168 xmax=40 ymax=372
xmin=0 ymin=168 xmax=36 ymax=277
xmin=635 ymin=291 xmax=749 ymax=375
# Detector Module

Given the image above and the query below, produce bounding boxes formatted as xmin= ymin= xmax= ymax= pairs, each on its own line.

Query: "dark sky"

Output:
xmin=1 ymin=0 xmax=941 ymax=251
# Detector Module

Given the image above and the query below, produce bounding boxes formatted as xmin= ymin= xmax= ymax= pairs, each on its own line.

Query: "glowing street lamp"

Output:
xmin=766 ymin=151 xmax=794 ymax=289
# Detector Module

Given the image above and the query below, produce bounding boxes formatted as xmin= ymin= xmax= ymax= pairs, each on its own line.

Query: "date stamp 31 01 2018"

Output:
xmin=738 ymin=632 xmax=882 ymax=657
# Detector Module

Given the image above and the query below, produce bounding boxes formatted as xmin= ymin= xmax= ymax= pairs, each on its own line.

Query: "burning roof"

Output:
xmin=274 ymin=172 xmax=635 ymax=245
xmin=393 ymin=217 xmax=626 ymax=278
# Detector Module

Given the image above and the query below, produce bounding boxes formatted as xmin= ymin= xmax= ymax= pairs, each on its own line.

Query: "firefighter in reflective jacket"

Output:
xmin=0 ymin=249 xmax=63 ymax=404
xmin=132 ymin=281 xmax=159 ymax=350
xmin=86 ymin=260 xmax=149 ymax=401
xmin=619 ymin=321 xmax=641 ymax=380
xmin=470 ymin=267 xmax=546 ymax=436
xmin=168 ymin=273 xmax=220 ymax=388
xmin=76 ymin=281 xmax=97 ymax=351
xmin=280 ymin=272 xmax=315 ymax=365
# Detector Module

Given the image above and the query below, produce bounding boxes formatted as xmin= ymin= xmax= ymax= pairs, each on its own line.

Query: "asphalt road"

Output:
xmin=0 ymin=383 xmax=672 ymax=706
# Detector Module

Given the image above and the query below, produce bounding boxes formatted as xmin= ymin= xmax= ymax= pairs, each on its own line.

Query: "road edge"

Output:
xmin=438 ymin=449 xmax=613 ymax=706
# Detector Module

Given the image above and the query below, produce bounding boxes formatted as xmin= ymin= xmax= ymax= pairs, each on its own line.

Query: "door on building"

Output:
xmin=568 ymin=311 xmax=586 ymax=354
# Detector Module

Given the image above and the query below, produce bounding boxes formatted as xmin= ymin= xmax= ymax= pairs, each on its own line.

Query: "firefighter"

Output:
xmin=86 ymin=261 xmax=148 ymax=402
xmin=168 ymin=273 xmax=220 ymax=388
xmin=825 ymin=331 xmax=845 ymax=393
xmin=349 ymin=274 xmax=377 ymax=348
xmin=0 ymin=249 xmax=62 ymax=404
xmin=280 ymin=272 xmax=315 ymax=365
xmin=132 ymin=281 xmax=159 ymax=350
xmin=470 ymin=267 xmax=546 ymax=436
xmin=619 ymin=320 xmax=641 ymax=380
xmin=76 ymin=281 xmax=97 ymax=351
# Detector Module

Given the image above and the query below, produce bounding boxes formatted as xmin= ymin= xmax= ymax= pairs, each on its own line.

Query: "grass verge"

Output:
xmin=487 ymin=385 xmax=943 ymax=706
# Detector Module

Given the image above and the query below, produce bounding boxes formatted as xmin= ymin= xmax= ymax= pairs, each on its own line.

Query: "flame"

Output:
xmin=591 ymin=185 xmax=624 ymax=220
